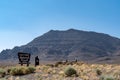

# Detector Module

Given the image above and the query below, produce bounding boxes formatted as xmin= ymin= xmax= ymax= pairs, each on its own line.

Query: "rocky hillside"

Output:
xmin=1 ymin=29 xmax=120 ymax=63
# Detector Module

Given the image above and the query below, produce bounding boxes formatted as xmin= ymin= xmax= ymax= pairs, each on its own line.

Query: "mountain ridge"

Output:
xmin=1 ymin=29 xmax=120 ymax=63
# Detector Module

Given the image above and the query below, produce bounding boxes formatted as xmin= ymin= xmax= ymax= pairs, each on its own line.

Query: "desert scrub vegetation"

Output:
xmin=99 ymin=75 xmax=115 ymax=80
xmin=96 ymin=69 xmax=102 ymax=76
xmin=0 ymin=68 xmax=6 ymax=78
xmin=28 ymin=66 xmax=36 ymax=73
xmin=8 ymin=66 xmax=36 ymax=75
xmin=1 ymin=62 xmax=120 ymax=80
xmin=35 ymin=62 xmax=120 ymax=80
xmin=64 ymin=66 xmax=77 ymax=77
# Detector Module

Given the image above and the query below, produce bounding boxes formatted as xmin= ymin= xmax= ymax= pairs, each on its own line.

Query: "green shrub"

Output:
xmin=7 ymin=68 xmax=11 ymax=74
xmin=96 ymin=69 xmax=102 ymax=76
xmin=9 ymin=66 xmax=36 ymax=76
xmin=100 ymin=75 xmax=115 ymax=80
xmin=28 ymin=66 xmax=36 ymax=73
xmin=0 ymin=68 xmax=6 ymax=77
xmin=21 ymin=67 xmax=30 ymax=74
xmin=10 ymin=67 xmax=19 ymax=75
xmin=64 ymin=66 xmax=77 ymax=77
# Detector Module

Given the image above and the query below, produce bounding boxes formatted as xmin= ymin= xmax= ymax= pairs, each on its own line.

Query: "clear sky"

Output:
xmin=0 ymin=0 xmax=120 ymax=52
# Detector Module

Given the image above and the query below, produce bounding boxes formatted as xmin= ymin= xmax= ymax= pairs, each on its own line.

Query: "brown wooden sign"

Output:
xmin=18 ymin=52 xmax=31 ymax=66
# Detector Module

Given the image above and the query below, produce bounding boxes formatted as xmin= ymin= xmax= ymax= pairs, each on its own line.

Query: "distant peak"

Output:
xmin=68 ymin=28 xmax=76 ymax=31
xmin=48 ymin=29 xmax=80 ymax=33
xmin=67 ymin=29 xmax=80 ymax=32
xmin=49 ymin=30 xmax=55 ymax=32
xmin=48 ymin=30 xmax=57 ymax=33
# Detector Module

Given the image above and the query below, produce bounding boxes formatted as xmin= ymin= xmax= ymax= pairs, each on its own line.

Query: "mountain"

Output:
xmin=1 ymin=29 xmax=120 ymax=63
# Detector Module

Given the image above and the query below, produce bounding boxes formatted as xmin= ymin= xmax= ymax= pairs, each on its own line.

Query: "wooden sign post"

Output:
xmin=18 ymin=52 xmax=31 ymax=66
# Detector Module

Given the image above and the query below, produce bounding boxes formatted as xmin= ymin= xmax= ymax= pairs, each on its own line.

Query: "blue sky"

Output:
xmin=0 ymin=0 xmax=120 ymax=52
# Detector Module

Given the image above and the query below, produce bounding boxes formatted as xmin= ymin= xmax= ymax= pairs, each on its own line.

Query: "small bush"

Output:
xmin=55 ymin=61 xmax=63 ymax=67
xmin=9 ymin=66 xmax=36 ymax=76
xmin=100 ymin=75 xmax=115 ymax=80
xmin=96 ymin=69 xmax=102 ymax=76
xmin=7 ymin=68 xmax=11 ymax=74
xmin=10 ymin=67 xmax=19 ymax=75
xmin=28 ymin=66 xmax=36 ymax=73
xmin=0 ymin=68 xmax=6 ymax=77
xmin=64 ymin=66 xmax=77 ymax=77
xmin=46 ymin=64 xmax=54 ymax=67
xmin=22 ymin=67 xmax=30 ymax=74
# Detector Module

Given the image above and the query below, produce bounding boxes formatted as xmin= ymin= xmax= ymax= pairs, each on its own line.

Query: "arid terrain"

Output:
xmin=1 ymin=29 xmax=120 ymax=63
xmin=0 ymin=61 xmax=120 ymax=80
xmin=1 ymin=29 xmax=120 ymax=80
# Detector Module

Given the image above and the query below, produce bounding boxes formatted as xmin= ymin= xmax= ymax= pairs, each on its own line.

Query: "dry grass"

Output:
xmin=1 ymin=62 xmax=120 ymax=80
xmin=0 ymin=68 xmax=6 ymax=78
xmin=9 ymin=66 xmax=36 ymax=75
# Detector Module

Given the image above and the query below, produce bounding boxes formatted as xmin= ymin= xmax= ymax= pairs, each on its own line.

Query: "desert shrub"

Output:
xmin=55 ymin=61 xmax=63 ymax=67
xmin=22 ymin=67 xmax=30 ymax=74
xmin=99 ymin=75 xmax=115 ymax=80
xmin=10 ymin=67 xmax=20 ymax=75
xmin=28 ymin=66 xmax=36 ymax=73
xmin=46 ymin=64 xmax=54 ymax=67
xmin=0 ymin=68 xmax=6 ymax=77
xmin=9 ymin=66 xmax=36 ymax=75
xmin=7 ymin=68 xmax=11 ymax=74
xmin=64 ymin=66 xmax=77 ymax=77
xmin=96 ymin=69 xmax=102 ymax=76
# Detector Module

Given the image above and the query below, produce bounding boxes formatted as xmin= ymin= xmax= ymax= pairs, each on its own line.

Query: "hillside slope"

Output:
xmin=0 ymin=29 xmax=120 ymax=63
